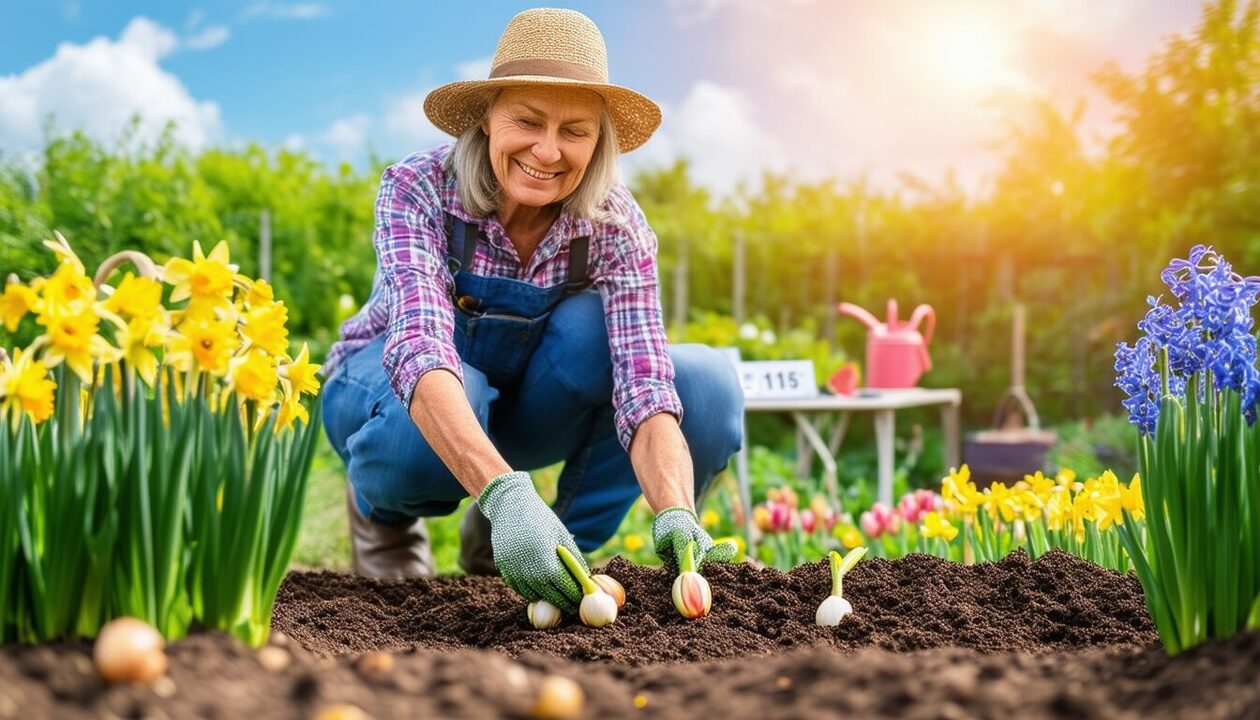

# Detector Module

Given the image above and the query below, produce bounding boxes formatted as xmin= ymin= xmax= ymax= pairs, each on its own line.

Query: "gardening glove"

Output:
xmin=652 ymin=507 xmax=737 ymax=571
xmin=477 ymin=470 xmax=587 ymax=614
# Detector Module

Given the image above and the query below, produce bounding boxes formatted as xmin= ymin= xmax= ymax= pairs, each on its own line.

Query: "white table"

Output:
xmin=733 ymin=388 xmax=962 ymax=550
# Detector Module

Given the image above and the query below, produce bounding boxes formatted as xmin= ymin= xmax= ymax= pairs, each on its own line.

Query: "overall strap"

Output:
xmin=565 ymin=236 xmax=591 ymax=294
xmin=444 ymin=212 xmax=480 ymax=275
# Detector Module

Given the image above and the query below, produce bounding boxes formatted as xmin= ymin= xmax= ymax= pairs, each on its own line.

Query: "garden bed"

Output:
xmin=2 ymin=551 xmax=1258 ymax=719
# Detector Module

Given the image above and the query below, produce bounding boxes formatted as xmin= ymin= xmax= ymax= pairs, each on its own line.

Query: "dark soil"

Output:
xmin=2 ymin=550 xmax=1259 ymax=719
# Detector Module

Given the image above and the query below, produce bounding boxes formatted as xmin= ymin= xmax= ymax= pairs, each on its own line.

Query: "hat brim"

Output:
xmin=424 ymin=77 xmax=661 ymax=153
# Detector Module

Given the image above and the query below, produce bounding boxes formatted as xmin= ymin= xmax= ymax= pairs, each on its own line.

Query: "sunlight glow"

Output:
xmin=921 ymin=11 xmax=1018 ymax=93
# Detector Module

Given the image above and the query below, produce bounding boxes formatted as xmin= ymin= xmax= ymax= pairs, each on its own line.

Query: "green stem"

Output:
xmin=679 ymin=540 xmax=698 ymax=574
xmin=830 ymin=546 xmax=867 ymax=598
xmin=556 ymin=545 xmax=597 ymax=595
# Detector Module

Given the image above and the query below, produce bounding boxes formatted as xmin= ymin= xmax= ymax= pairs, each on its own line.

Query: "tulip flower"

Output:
xmin=859 ymin=502 xmax=900 ymax=538
xmin=671 ymin=541 xmax=712 ymax=619
xmin=801 ymin=508 xmax=820 ymax=533
xmin=591 ymin=574 xmax=626 ymax=608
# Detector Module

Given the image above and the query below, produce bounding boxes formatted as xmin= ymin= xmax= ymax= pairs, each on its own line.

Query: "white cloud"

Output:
xmin=319 ymin=114 xmax=370 ymax=159
xmin=666 ymin=0 xmax=815 ymax=25
xmin=455 ymin=57 xmax=493 ymax=81
xmin=119 ymin=16 xmax=179 ymax=59
xmin=185 ymin=24 xmax=230 ymax=51
xmin=242 ymin=2 xmax=330 ymax=21
xmin=0 ymin=17 xmax=223 ymax=157
xmin=629 ymin=81 xmax=786 ymax=197
xmin=381 ymin=90 xmax=447 ymax=150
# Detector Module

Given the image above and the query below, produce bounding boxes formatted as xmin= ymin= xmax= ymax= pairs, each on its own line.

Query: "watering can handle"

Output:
xmin=837 ymin=302 xmax=881 ymax=330
xmin=909 ymin=304 xmax=935 ymax=345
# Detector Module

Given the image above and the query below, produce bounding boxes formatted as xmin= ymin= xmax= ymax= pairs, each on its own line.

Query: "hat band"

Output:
xmin=489 ymin=58 xmax=606 ymax=84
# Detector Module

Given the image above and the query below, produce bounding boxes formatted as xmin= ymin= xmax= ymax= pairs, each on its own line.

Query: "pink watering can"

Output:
xmin=837 ymin=299 xmax=935 ymax=389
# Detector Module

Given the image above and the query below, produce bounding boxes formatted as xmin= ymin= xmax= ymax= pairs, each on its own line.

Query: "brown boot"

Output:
xmin=458 ymin=501 xmax=499 ymax=576
xmin=347 ymin=484 xmax=435 ymax=579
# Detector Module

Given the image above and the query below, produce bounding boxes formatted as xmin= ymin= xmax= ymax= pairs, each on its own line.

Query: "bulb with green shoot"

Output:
xmin=556 ymin=545 xmax=618 ymax=627
xmin=816 ymin=547 xmax=867 ymax=626
xmin=671 ymin=540 xmax=712 ymax=619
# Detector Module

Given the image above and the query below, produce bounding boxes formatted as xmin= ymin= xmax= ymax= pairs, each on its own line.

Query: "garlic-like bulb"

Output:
xmin=578 ymin=591 xmax=618 ymax=628
xmin=591 ymin=574 xmax=626 ymax=608
xmin=528 ymin=600 xmax=563 ymax=629
xmin=815 ymin=594 xmax=853 ymax=626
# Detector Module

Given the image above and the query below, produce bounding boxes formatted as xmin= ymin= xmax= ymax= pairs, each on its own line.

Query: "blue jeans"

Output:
xmin=322 ymin=291 xmax=745 ymax=551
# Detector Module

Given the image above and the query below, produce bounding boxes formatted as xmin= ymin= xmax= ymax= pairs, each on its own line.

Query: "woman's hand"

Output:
xmin=477 ymin=471 xmax=587 ymax=612
xmin=651 ymin=507 xmax=737 ymax=571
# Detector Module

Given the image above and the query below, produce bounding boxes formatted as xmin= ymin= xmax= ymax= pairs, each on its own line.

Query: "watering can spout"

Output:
xmin=837 ymin=302 xmax=880 ymax=331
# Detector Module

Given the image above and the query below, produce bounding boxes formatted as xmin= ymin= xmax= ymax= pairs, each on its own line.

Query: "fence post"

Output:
xmin=259 ymin=209 xmax=272 ymax=283
xmin=673 ymin=236 xmax=689 ymax=329
xmin=732 ymin=230 xmax=745 ymax=324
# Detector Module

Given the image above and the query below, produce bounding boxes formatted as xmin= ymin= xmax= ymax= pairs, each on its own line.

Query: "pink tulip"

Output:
xmin=800 ymin=508 xmax=818 ymax=533
xmin=768 ymin=501 xmax=792 ymax=533
xmin=859 ymin=502 xmax=901 ymax=538
xmin=898 ymin=492 xmax=924 ymax=523
xmin=822 ymin=508 xmax=838 ymax=532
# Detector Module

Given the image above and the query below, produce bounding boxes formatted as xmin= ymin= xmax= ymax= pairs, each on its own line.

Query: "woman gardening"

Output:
xmin=321 ymin=8 xmax=743 ymax=614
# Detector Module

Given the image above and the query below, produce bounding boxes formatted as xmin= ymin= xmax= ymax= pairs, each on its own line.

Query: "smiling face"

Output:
xmin=482 ymin=86 xmax=604 ymax=213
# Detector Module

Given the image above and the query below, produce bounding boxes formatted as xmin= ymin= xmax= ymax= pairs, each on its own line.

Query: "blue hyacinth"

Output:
xmin=1115 ymin=245 xmax=1260 ymax=433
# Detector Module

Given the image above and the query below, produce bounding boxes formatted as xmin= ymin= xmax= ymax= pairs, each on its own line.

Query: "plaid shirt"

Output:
xmin=325 ymin=144 xmax=682 ymax=450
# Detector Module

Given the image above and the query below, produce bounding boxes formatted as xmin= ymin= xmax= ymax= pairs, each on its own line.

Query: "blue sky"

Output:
xmin=0 ymin=1 xmax=1204 ymax=196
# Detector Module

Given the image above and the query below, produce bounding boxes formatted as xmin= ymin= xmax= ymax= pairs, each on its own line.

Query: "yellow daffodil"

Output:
xmin=118 ymin=315 xmax=169 ymax=387
xmin=2 ymin=282 xmax=38 ymax=332
xmin=229 ymin=349 xmax=278 ymax=403
xmin=1045 ymin=487 xmax=1072 ymax=531
xmin=1071 ymin=491 xmax=1096 ymax=543
xmin=281 ymin=342 xmax=321 ymax=397
xmin=985 ymin=482 xmax=1019 ymax=523
xmin=1095 ymin=492 xmax=1123 ymax=532
xmin=167 ymin=317 xmax=239 ymax=375
xmin=239 ymin=301 xmax=289 ymax=357
xmin=1024 ymin=470 xmax=1056 ymax=503
xmin=245 ymin=278 xmax=275 ymax=307
xmin=623 ymin=533 xmax=645 ymax=552
xmin=1121 ymin=475 xmax=1145 ymax=521
xmin=103 ymin=273 xmax=164 ymax=321
xmin=701 ymin=509 xmax=720 ymax=529
xmin=39 ymin=262 xmax=96 ymax=315
xmin=0 ymin=347 xmax=57 ymax=426
xmin=920 ymin=511 xmax=959 ymax=542
xmin=1016 ymin=489 xmax=1044 ymax=523
xmin=274 ymin=393 xmax=309 ymax=432
xmin=37 ymin=305 xmax=115 ymax=384
xmin=163 ymin=241 xmax=240 ymax=315
xmin=840 ymin=526 xmax=864 ymax=550
xmin=42 ymin=233 xmax=86 ymax=273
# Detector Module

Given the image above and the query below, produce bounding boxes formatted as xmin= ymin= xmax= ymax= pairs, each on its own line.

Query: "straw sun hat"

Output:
xmin=423 ymin=8 xmax=661 ymax=153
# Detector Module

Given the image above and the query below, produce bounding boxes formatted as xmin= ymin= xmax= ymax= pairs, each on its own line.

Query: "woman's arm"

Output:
xmin=593 ymin=186 xmax=691 ymax=512
xmin=629 ymin=412 xmax=695 ymax=512
xmin=409 ymin=369 xmax=510 ymax=497
xmin=371 ymin=155 xmax=506 ymax=493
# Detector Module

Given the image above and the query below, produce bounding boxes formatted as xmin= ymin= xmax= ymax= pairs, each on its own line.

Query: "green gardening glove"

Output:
xmin=652 ymin=507 xmax=737 ymax=571
xmin=477 ymin=471 xmax=587 ymax=613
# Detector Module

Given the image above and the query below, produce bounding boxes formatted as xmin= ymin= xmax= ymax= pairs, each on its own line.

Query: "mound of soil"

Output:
xmin=2 ymin=551 xmax=1259 ymax=719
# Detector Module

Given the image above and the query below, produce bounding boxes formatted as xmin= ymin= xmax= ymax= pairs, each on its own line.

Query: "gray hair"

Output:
xmin=444 ymin=90 xmax=621 ymax=223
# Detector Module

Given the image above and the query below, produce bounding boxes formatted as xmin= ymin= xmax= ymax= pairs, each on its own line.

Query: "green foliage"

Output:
xmin=0 ymin=367 xmax=322 ymax=646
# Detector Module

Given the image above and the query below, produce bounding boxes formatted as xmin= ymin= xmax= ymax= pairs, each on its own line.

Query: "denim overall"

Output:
xmin=323 ymin=214 xmax=745 ymax=551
